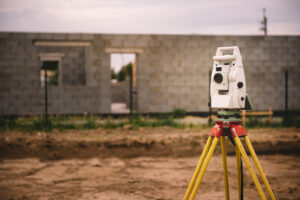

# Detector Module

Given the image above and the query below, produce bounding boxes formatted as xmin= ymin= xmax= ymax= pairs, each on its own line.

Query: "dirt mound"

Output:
xmin=0 ymin=128 xmax=299 ymax=160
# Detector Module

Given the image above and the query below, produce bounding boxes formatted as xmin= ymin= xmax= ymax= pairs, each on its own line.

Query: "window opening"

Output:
xmin=40 ymin=61 xmax=59 ymax=86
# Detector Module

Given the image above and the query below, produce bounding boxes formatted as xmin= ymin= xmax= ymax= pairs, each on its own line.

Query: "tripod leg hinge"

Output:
xmin=210 ymin=124 xmax=223 ymax=138
xmin=230 ymin=124 xmax=247 ymax=137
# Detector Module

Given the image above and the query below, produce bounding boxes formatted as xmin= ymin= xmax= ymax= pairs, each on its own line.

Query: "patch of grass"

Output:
xmin=32 ymin=120 xmax=53 ymax=131
xmin=139 ymin=115 xmax=184 ymax=128
xmin=244 ymin=115 xmax=300 ymax=129
xmin=82 ymin=120 xmax=97 ymax=129
xmin=158 ymin=115 xmax=183 ymax=128
xmin=101 ymin=121 xmax=125 ymax=129
xmin=1 ymin=113 xmax=299 ymax=132
xmin=282 ymin=115 xmax=300 ymax=128
xmin=0 ymin=117 xmax=54 ymax=132
xmin=0 ymin=116 xmax=18 ymax=130
xmin=172 ymin=107 xmax=186 ymax=118
xmin=55 ymin=123 xmax=76 ymax=131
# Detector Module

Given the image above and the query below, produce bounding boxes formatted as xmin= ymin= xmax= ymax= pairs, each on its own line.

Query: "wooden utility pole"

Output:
xmin=44 ymin=69 xmax=48 ymax=122
xmin=260 ymin=8 xmax=268 ymax=36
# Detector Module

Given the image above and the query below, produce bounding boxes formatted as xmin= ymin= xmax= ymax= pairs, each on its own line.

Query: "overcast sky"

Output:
xmin=111 ymin=53 xmax=135 ymax=72
xmin=0 ymin=0 xmax=299 ymax=35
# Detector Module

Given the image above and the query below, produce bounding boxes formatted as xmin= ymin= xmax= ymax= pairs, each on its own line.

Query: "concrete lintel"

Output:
xmin=105 ymin=47 xmax=144 ymax=53
xmin=39 ymin=53 xmax=65 ymax=61
xmin=34 ymin=40 xmax=92 ymax=47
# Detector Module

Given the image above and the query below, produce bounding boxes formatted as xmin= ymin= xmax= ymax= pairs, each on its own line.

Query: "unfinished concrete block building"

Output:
xmin=0 ymin=32 xmax=299 ymax=115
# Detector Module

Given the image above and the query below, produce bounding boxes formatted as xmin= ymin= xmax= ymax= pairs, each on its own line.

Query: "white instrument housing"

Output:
xmin=210 ymin=46 xmax=246 ymax=109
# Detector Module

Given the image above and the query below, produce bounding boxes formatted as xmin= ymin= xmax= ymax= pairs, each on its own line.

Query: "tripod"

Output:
xmin=183 ymin=111 xmax=276 ymax=200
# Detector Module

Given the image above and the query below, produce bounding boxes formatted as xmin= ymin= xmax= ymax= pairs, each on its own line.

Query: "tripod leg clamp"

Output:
xmin=210 ymin=124 xmax=223 ymax=138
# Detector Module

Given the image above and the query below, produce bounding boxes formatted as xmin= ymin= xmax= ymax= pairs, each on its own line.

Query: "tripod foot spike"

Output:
xmin=244 ymin=136 xmax=276 ymax=200
xmin=236 ymin=145 xmax=242 ymax=200
xmin=183 ymin=136 xmax=213 ymax=200
xmin=234 ymin=136 xmax=267 ymax=200
xmin=189 ymin=137 xmax=219 ymax=200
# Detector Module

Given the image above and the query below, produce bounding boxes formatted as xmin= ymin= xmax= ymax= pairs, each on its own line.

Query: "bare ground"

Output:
xmin=0 ymin=127 xmax=299 ymax=159
xmin=0 ymin=127 xmax=299 ymax=200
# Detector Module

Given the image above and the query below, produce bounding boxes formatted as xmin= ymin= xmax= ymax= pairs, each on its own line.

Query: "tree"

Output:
xmin=116 ymin=62 xmax=133 ymax=82
xmin=111 ymin=69 xmax=117 ymax=79
xmin=117 ymin=67 xmax=126 ymax=81
xmin=126 ymin=63 xmax=132 ymax=78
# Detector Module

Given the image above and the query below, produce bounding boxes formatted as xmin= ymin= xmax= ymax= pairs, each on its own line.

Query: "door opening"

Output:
xmin=110 ymin=53 xmax=136 ymax=114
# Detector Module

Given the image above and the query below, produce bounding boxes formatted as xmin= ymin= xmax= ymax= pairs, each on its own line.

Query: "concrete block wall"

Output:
xmin=132 ymin=35 xmax=300 ymax=112
xmin=111 ymin=81 xmax=129 ymax=103
xmin=0 ymin=32 xmax=107 ymax=115
xmin=0 ymin=32 xmax=299 ymax=115
xmin=136 ymin=35 xmax=213 ymax=112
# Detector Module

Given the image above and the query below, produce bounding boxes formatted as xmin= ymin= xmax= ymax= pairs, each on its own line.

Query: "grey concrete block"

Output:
xmin=0 ymin=32 xmax=300 ymax=114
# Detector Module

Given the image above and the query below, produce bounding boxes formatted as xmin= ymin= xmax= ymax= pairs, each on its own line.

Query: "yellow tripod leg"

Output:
xmin=244 ymin=136 xmax=276 ymax=200
xmin=234 ymin=137 xmax=267 ymax=200
xmin=236 ymin=145 xmax=242 ymax=200
xmin=189 ymin=137 xmax=219 ymax=200
xmin=183 ymin=136 xmax=213 ymax=200
xmin=221 ymin=136 xmax=230 ymax=200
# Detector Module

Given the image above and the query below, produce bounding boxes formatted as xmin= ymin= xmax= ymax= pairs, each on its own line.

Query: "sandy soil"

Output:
xmin=0 ymin=127 xmax=299 ymax=200
xmin=0 ymin=155 xmax=299 ymax=200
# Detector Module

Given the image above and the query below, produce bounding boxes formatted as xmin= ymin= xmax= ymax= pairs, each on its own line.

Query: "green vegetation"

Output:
xmin=0 ymin=113 xmax=183 ymax=132
xmin=172 ymin=107 xmax=186 ymax=118
xmin=117 ymin=68 xmax=126 ymax=81
xmin=111 ymin=62 xmax=132 ymax=82
xmin=244 ymin=115 xmax=300 ymax=129
xmin=0 ymin=113 xmax=299 ymax=132
xmin=111 ymin=69 xmax=117 ymax=79
xmin=82 ymin=119 xmax=97 ymax=129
